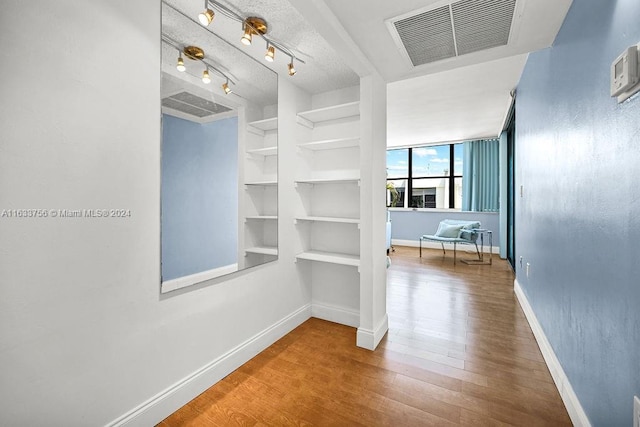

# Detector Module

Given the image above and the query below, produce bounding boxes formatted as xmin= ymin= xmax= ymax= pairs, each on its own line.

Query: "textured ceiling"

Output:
xmin=162 ymin=0 xmax=277 ymax=110
xmin=162 ymin=0 xmax=359 ymax=97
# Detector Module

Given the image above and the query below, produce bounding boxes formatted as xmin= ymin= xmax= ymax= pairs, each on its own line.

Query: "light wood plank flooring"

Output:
xmin=160 ymin=246 xmax=571 ymax=426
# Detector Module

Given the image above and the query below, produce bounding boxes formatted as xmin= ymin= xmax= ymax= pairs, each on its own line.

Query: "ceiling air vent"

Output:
xmin=162 ymin=91 xmax=231 ymax=119
xmin=388 ymin=0 xmax=517 ymax=67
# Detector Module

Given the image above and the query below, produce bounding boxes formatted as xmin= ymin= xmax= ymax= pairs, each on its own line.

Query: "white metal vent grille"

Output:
xmin=162 ymin=91 xmax=231 ymax=118
xmin=452 ymin=0 xmax=516 ymax=55
xmin=389 ymin=0 xmax=517 ymax=66
xmin=394 ymin=5 xmax=456 ymax=65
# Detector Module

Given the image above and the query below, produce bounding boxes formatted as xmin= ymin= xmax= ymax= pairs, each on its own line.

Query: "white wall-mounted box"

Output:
xmin=611 ymin=43 xmax=640 ymax=103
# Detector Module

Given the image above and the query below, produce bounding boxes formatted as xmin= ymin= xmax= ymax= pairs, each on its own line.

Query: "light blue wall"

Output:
xmin=516 ymin=1 xmax=640 ymax=425
xmin=161 ymin=114 xmax=238 ymax=281
xmin=389 ymin=210 xmax=500 ymax=247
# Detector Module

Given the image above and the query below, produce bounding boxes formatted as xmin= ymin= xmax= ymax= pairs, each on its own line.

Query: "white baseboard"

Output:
xmin=106 ymin=303 xmax=312 ymax=427
xmin=311 ymin=302 xmax=359 ymax=328
xmin=357 ymin=313 xmax=389 ymax=351
xmin=514 ymin=279 xmax=591 ymax=427
xmin=392 ymin=239 xmax=499 ymax=254
xmin=161 ymin=263 xmax=239 ymax=293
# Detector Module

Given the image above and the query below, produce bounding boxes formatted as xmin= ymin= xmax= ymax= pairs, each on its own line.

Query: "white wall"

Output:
xmin=0 ymin=1 xmax=309 ymax=425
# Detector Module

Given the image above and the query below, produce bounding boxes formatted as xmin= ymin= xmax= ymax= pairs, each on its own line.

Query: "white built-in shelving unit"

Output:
xmin=240 ymin=114 xmax=278 ymax=268
xmin=295 ymin=216 xmax=360 ymax=225
xmin=245 ymin=215 xmax=278 ymax=221
xmin=295 ymin=250 xmax=360 ymax=268
xmin=244 ymin=246 xmax=278 ymax=256
xmin=295 ymin=178 xmax=360 ymax=185
xmin=296 ymin=101 xmax=360 ymax=128
xmin=246 ymin=146 xmax=278 ymax=157
xmin=244 ymin=180 xmax=278 ymax=186
xmin=294 ymin=100 xmax=361 ymax=327
xmin=297 ymin=136 xmax=360 ymax=151
xmin=247 ymin=117 xmax=278 ymax=134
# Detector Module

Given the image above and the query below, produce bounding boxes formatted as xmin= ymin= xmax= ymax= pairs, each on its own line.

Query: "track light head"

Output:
xmin=222 ymin=81 xmax=231 ymax=94
xmin=198 ymin=8 xmax=215 ymax=26
xmin=241 ymin=27 xmax=252 ymax=46
xmin=202 ymin=69 xmax=211 ymax=84
xmin=176 ymin=54 xmax=186 ymax=72
xmin=265 ymin=45 xmax=275 ymax=62
xmin=288 ymin=61 xmax=296 ymax=76
xmin=241 ymin=18 xmax=267 ymax=47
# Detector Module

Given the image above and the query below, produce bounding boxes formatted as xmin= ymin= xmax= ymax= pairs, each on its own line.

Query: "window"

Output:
xmin=386 ymin=143 xmax=463 ymax=209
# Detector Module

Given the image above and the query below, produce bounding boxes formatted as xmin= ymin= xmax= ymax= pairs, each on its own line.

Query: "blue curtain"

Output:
xmin=462 ymin=139 xmax=499 ymax=212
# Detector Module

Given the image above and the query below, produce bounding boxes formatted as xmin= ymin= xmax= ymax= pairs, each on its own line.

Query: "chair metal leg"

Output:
xmin=454 ymin=242 xmax=457 ymax=264
xmin=419 ymin=238 xmax=422 ymax=258
xmin=441 ymin=243 xmax=446 ymax=255
xmin=474 ymin=242 xmax=481 ymax=260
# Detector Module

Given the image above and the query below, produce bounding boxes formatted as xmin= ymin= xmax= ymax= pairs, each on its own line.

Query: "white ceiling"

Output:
xmin=321 ymin=0 xmax=572 ymax=82
xmin=306 ymin=0 xmax=573 ymax=146
xmin=387 ymin=53 xmax=528 ymax=147
xmin=164 ymin=0 xmax=573 ymax=146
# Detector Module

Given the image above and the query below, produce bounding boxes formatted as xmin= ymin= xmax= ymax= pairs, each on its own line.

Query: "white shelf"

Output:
xmin=245 ymin=180 xmax=278 ymax=186
xmin=297 ymin=137 xmax=360 ymax=151
xmin=295 ymin=177 xmax=359 ymax=185
xmin=245 ymin=215 xmax=277 ymax=221
xmin=245 ymin=246 xmax=278 ymax=256
xmin=247 ymin=117 xmax=278 ymax=131
xmin=247 ymin=146 xmax=278 ymax=157
xmin=295 ymin=216 xmax=359 ymax=225
xmin=297 ymin=102 xmax=360 ymax=128
xmin=296 ymin=250 xmax=360 ymax=268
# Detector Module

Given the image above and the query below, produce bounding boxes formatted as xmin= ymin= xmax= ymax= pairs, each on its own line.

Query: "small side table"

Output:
xmin=461 ymin=229 xmax=492 ymax=265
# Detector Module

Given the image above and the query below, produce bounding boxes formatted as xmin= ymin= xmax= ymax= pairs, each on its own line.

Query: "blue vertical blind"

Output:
xmin=462 ymin=139 xmax=500 ymax=212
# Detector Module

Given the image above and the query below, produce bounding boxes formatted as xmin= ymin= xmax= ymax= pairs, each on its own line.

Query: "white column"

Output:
xmin=357 ymin=73 xmax=388 ymax=350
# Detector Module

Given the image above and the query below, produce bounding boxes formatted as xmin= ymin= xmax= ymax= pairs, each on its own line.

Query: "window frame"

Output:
xmin=387 ymin=144 xmax=462 ymax=209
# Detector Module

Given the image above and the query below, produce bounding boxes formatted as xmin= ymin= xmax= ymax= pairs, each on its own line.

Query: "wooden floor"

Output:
xmin=159 ymin=246 xmax=571 ymax=426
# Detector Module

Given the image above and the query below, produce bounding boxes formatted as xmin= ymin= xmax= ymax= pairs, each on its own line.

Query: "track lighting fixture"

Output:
xmin=180 ymin=0 xmax=305 ymax=74
xmin=176 ymin=53 xmax=186 ymax=72
xmin=222 ymin=80 xmax=232 ymax=94
xmin=288 ymin=59 xmax=296 ymax=76
xmin=240 ymin=17 xmax=267 ymax=47
xmin=183 ymin=45 xmax=205 ymax=60
xmin=241 ymin=27 xmax=252 ymax=46
xmin=265 ymin=44 xmax=275 ymax=62
xmin=165 ymin=1 xmax=306 ymax=81
xmin=164 ymin=39 xmax=235 ymax=94
xmin=162 ymin=33 xmax=236 ymax=94
xmin=202 ymin=69 xmax=211 ymax=84
xmin=198 ymin=9 xmax=215 ymax=26
xmin=198 ymin=0 xmax=215 ymax=26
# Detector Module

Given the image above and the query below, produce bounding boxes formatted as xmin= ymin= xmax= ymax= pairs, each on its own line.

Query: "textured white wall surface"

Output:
xmin=0 ymin=1 xmax=308 ymax=425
